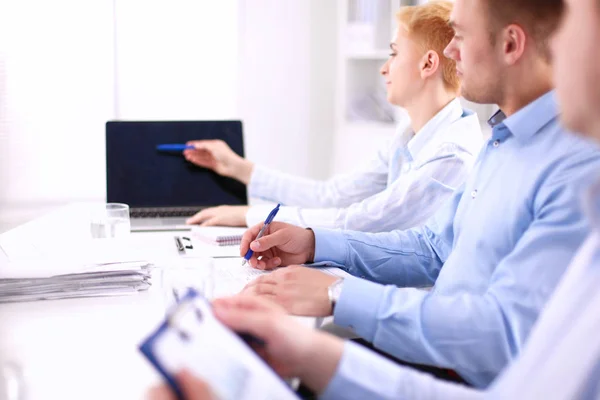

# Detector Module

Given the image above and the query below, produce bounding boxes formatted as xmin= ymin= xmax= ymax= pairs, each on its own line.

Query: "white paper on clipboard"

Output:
xmin=144 ymin=291 xmax=298 ymax=400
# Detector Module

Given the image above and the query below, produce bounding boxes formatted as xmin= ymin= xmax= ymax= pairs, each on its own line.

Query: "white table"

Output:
xmin=0 ymin=210 xmax=316 ymax=400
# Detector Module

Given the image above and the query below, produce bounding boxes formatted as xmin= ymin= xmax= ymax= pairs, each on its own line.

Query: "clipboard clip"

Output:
xmin=167 ymin=289 xmax=266 ymax=348
xmin=167 ymin=294 xmax=203 ymax=342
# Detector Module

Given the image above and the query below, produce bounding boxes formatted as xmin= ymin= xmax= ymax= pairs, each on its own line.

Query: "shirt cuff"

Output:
xmin=247 ymin=164 xmax=272 ymax=199
xmin=333 ymin=277 xmax=386 ymax=341
xmin=313 ymin=228 xmax=348 ymax=265
xmin=320 ymin=341 xmax=396 ymax=400
xmin=245 ymin=204 xmax=274 ymax=227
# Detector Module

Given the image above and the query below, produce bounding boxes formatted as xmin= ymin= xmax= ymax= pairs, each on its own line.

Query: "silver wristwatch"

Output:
xmin=328 ymin=278 xmax=345 ymax=311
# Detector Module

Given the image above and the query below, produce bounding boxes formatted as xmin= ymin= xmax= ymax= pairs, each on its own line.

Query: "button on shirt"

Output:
xmin=321 ymin=181 xmax=600 ymax=400
xmin=246 ymin=98 xmax=483 ymax=232
xmin=313 ymin=91 xmax=600 ymax=387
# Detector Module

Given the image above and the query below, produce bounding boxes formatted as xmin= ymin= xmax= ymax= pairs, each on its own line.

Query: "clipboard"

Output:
xmin=138 ymin=288 xmax=298 ymax=400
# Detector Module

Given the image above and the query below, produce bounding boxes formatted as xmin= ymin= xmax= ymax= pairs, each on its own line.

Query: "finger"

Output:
xmin=213 ymin=295 xmax=281 ymax=314
xmin=188 ymin=140 xmax=210 ymax=150
xmin=240 ymin=223 xmax=264 ymax=256
xmin=250 ymin=229 xmax=289 ymax=253
xmin=253 ymin=282 xmax=278 ymax=296
xmin=253 ymin=258 xmax=270 ymax=270
xmin=191 ymin=140 xmax=220 ymax=153
xmin=243 ymin=274 xmax=268 ymax=289
xmin=147 ymin=385 xmax=176 ymax=400
xmin=186 ymin=156 xmax=210 ymax=168
xmin=177 ymin=370 xmax=213 ymax=400
xmin=213 ymin=303 xmax=276 ymax=340
xmin=199 ymin=217 xmax=220 ymax=227
xmin=186 ymin=153 xmax=215 ymax=168
xmin=186 ymin=209 xmax=212 ymax=225
xmin=244 ymin=270 xmax=284 ymax=289
xmin=263 ymin=257 xmax=282 ymax=270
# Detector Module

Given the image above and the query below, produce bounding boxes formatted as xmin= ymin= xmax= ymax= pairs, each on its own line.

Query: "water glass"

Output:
xmin=0 ymin=361 xmax=25 ymax=400
xmin=90 ymin=203 xmax=131 ymax=239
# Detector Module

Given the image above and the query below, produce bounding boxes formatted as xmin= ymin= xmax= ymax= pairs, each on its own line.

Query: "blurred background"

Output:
xmin=0 ymin=0 xmax=494 ymax=233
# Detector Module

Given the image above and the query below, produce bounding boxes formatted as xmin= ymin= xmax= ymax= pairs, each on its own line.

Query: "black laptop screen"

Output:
xmin=106 ymin=121 xmax=248 ymax=208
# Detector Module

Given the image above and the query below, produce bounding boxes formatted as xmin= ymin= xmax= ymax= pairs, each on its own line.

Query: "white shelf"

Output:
xmin=345 ymin=49 xmax=390 ymax=60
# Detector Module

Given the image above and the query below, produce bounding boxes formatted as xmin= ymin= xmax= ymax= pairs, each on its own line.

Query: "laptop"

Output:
xmin=106 ymin=121 xmax=248 ymax=232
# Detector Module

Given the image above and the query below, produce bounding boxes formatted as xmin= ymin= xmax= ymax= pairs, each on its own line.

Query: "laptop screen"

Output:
xmin=106 ymin=121 xmax=247 ymax=208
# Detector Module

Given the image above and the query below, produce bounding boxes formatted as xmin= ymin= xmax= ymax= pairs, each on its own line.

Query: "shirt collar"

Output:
xmin=407 ymin=98 xmax=464 ymax=157
xmin=488 ymin=91 xmax=559 ymax=142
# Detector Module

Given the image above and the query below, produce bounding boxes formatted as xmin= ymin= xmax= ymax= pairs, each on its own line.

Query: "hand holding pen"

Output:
xmin=241 ymin=204 xmax=280 ymax=267
xmin=240 ymin=206 xmax=317 ymax=270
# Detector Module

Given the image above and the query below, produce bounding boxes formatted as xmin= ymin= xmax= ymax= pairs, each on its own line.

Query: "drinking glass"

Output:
xmin=90 ymin=203 xmax=131 ymax=239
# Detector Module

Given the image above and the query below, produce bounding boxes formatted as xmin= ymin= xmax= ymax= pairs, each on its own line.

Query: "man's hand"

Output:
xmin=148 ymin=370 xmax=214 ymax=400
xmin=186 ymin=205 xmax=249 ymax=226
xmin=240 ymin=222 xmax=316 ymax=270
xmin=183 ymin=140 xmax=254 ymax=184
xmin=243 ymin=266 xmax=338 ymax=316
xmin=149 ymin=296 xmax=344 ymax=397
xmin=213 ymin=295 xmax=344 ymax=393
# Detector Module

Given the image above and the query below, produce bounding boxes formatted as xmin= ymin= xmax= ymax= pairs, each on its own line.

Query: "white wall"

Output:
xmin=238 ymin=0 xmax=337 ymax=179
xmin=114 ymin=0 xmax=239 ymax=120
xmin=0 ymin=0 xmax=115 ymax=230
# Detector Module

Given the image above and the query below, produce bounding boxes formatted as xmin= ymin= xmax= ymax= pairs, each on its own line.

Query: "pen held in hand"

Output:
xmin=156 ymin=144 xmax=195 ymax=152
xmin=242 ymin=204 xmax=281 ymax=267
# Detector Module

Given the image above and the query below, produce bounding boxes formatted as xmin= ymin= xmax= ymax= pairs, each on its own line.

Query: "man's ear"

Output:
xmin=501 ymin=23 xmax=527 ymax=65
xmin=420 ymin=50 xmax=440 ymax=79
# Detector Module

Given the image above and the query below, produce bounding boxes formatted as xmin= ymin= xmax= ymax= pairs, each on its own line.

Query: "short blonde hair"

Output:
xmin=397 ymin=1 xmax=459 ymax=92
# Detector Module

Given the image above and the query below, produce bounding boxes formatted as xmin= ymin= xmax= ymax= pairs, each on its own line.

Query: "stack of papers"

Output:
xmin=0 ymin=233 xmax=170 ymax=303
xmin=0 ymin=260 xmax=153 ymax=303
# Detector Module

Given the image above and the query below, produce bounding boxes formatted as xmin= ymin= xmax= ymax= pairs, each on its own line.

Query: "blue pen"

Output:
xmin=242 ymin=203 xmax=281 ymax=267
xmin=156 ymin=144 xmax=195 ymax=152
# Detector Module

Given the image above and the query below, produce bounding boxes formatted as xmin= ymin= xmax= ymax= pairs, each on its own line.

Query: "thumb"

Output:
xmin=177 ymin=370 xmax=213 ymax=400
xmin=250 ymin=229 xmax=289 ymax=252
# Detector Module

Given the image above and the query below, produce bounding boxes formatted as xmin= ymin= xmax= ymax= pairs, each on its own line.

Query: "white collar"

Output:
xmin=406 ymin=98 xmax=464 ymax=157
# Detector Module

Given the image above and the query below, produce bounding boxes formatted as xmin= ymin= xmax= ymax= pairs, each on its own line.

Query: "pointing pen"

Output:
xmin=156 ymin=144 xmax=195 ymax=152
xmin=242 ymin=204 xmax=281 ymax=267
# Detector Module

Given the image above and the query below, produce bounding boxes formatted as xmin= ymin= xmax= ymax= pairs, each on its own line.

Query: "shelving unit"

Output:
xmin=332 ymin=0 xmax=410 ymax=175
xmin=331 ymin=0 xmax=495 ymax=175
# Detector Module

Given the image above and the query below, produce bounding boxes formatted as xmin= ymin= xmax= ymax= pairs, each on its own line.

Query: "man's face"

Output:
xmin=552 ymin=0 xmax=600 ymax=137
xmin=444 ymin=0 xmax=503 ymax=105
xmin=380 ymin=28 xmax=426 ymax=108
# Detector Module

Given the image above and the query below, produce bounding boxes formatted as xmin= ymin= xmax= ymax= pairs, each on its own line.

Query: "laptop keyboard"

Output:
xmin=130 ymin=207 xmax=201 ymax=218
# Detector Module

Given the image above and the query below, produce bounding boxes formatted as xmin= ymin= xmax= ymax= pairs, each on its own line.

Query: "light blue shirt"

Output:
xmin=247 ymin=98 xmax=483 ymax=232
xmin=313 ymin=91 xmax=600 ymax=387
xmin=320 ymin=180 xmax=600 ymax=400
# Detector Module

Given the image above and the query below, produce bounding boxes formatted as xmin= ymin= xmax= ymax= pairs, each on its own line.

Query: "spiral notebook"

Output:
xmin=191 ymin=227 xmax=247 ymax=247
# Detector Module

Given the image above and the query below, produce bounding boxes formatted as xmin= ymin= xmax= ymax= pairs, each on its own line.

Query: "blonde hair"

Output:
xmin=396 ymin=1 xmax=459 ymax=92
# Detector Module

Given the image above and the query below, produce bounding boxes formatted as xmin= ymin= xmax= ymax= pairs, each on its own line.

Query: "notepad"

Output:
xmin=191 ymin=227 xmax=247 ymax=247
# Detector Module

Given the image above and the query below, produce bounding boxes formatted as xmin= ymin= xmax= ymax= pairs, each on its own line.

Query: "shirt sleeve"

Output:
xmin=323 ymin=162 xmax=593 ymax=388
xmin=247 ymin=145 xmax=473 ymax=232
xmin=312 ymin=184 xmax=462 ymax=287
xmin=247 ymin=137 xmax=391 ymax=209
xmin=319 ymin=340 xmax=483 ymax=400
